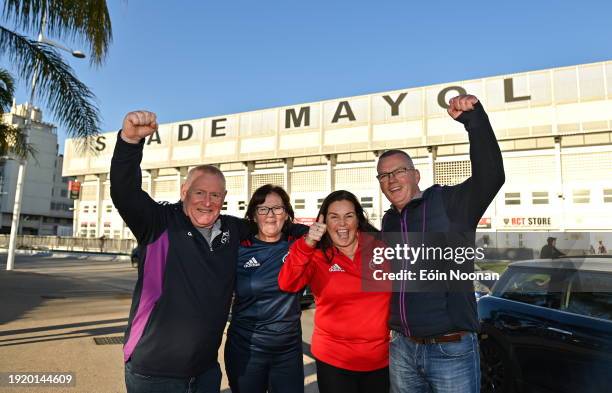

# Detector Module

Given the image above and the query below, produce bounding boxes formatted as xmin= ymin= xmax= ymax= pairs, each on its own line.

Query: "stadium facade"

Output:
xmin=63 ymin=61 xmax=612 ymax=239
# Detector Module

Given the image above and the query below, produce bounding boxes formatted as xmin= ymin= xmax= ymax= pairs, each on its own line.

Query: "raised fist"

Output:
xmin=447 ymin=95 xmax=479 ymax=120
xmin=305 ymin=215 xmax=327 ymax=247
xmin=121 ymin=111 xmax=158 ymax=144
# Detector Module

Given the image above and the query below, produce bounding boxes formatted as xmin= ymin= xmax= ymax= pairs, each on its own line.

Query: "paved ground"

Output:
xmin=0 ymin=253 xmax=318 ymax=392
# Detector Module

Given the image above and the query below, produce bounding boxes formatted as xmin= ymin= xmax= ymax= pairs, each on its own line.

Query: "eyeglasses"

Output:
xmin=189 ymin=189 xmax=224 ymax=202
xmin=376 ymin=167 xmax=415 ymax=182
xmin=256 ymin=206 xmax=286 ymax=216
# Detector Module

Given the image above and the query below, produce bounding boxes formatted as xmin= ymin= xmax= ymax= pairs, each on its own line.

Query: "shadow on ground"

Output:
xmin=0 ymin=317 xmax=128 ymax=347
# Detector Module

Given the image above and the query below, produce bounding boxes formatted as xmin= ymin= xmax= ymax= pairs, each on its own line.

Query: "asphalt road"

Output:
xmin=0 ymin=253 xmax=318 ymax=392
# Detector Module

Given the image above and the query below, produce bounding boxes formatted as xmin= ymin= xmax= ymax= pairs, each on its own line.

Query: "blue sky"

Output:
xmin=6 ymin=0 xmax=612 ymax=151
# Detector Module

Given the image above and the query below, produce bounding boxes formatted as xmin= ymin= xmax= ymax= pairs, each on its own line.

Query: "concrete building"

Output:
xmin=1 ymin=103 xmax=73 ymax=235
xmin=63 ymin=61 xmax=612 ymax=241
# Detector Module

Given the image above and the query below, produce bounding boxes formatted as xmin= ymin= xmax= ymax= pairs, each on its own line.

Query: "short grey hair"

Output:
xmin=185 ymin=165 xmax=226 ymax=190
xmin=377 ymin=149 xmax=415 ymax=168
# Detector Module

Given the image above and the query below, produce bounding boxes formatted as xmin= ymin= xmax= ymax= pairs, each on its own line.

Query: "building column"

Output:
xmin=176 ymin=167 xmax=183 ymax=191
xmin=179 ymin=167 xmax=188 ymax=189
xmin=325 ymin=155 xmax=336 ymax=193
xmin=427 ymin=146 xmax=437 ymax=185
xmin=554 ymin=136 xmax=565 ymax=231
xmin=373 ymin=152 xmax=383 ymax=228
xmin=96 ymin=173 xmax=106 ymax=237
xmin=148 ymin=169 xmax=157 ymax=199
xmin=283 ymin=158 xmax=294 ymax=194
xmin=243 ymin=162 xmax=253 ymax=200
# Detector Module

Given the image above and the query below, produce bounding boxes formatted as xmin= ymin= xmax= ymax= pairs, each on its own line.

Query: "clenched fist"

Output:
xmin=305 ymin=215 xmax=327 ymax=248
xmin=447 ymin=95 xmax=479 ymax=120
xmin=121 ymin=111 xmax=158 ymax=144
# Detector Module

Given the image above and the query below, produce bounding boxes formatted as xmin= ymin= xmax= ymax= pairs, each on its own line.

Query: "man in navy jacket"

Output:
xmin=377 ymin=95 xmax=505 ymax=393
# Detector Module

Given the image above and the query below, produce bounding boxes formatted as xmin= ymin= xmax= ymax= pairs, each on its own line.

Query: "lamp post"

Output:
xmin=6 ymin=17 xmax=85 ymax=271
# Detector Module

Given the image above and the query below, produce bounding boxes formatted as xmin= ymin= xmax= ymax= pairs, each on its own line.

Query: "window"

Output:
xmin=604 ymin=189 xmax=612 ymax=203
xmin=92 ymin=205 xmax=97 ymax=213
xmin=80 ymin=230 xmax=87 ymax=237
xmin=566 ymin=272 xmax=612 ymax=321
xmin=532 ymin=192 xmax=549 ymax=205
xmin=361 ymin=196 xmax=374 ymax=208
xmin=61 ymin=189 xmax=68 ymax=198
xmin=294 ymin=199 xmax=305 ymax=209
xmin=222 ymin=201 xmax=228 ymax=211
xmin=573 ymin=189 xmax=590 ymax=204
xmin=89 ymin=230 xmax=96 ymax=238
xmin=317 ymin=198 xmax=324 ymax=209
xmin=434 ymin=160 xmax=472 ymax=186
xmin=238 ymin=201 xmax=246 ymax=211
xmin=505 ymin=192 xmax=521 ymax=205
xmin=83 ymin=206 xmax=89 ymax=213
xmin=105 ymin=205 xmax=112 ymax=213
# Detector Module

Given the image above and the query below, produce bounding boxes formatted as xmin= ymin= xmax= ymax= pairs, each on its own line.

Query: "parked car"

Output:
xmin=478 ymin=257 xmax=612 ymax=393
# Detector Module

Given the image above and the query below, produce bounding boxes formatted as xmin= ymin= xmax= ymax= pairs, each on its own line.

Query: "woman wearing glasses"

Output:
xmin=224 ymin=184 xmax=308 ymax=393
xmin=278 ymin=190 xmax=391 ymax=393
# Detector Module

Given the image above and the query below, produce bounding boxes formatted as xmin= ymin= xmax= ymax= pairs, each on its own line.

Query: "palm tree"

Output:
xmin=0 ymin=0 xmax=113 ymax=156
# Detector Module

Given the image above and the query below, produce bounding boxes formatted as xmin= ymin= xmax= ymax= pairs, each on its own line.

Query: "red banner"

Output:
xmin=68 ymin=180 xmax=81 ymax=200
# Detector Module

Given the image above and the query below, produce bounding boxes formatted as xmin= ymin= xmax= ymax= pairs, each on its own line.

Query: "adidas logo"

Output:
xmin=243 ymin=257 xmax=261 ymax=268
xmin=329 ymin=263 xmax=345 ymax=272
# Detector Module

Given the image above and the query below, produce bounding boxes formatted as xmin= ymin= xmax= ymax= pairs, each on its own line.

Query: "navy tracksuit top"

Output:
xmin=228 ymin=232 xmax=307 ymax=353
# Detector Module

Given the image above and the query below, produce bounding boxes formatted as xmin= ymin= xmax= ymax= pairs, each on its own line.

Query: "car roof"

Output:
xmin=509 ymin=257 xmax=612 ymax=273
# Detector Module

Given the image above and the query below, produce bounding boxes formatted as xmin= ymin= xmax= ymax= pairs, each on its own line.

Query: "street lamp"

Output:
xmin=40 ymin=37 xmax=86 ymax=59
xmin=5 ymin=18 xmax=86 ymax=271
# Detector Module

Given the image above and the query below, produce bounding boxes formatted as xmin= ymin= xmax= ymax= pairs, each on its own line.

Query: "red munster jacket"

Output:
xmin=278 ymin=233 xmax=391 ymax=371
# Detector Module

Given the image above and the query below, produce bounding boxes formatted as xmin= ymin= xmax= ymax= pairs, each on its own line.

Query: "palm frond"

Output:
xmin=0 ymin=68 xmax=15 ymax=113
xmin=0 ymin=25 xmax=100 ymax=148
xmin=0 ymin=122 xmax=36 ymax=159
xmin=1 ymin=0 xmax=112 ymax=66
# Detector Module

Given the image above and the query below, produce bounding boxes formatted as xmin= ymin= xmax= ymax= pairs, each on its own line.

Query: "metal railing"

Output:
xmin=0 ymin=235 xmax=136 ymax=254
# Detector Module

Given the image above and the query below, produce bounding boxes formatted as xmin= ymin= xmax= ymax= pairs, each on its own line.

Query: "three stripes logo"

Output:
xmin=243 ymin=257 xmax=261 ymax=268
xmin=328 ymin=263 xmax=345 ymax=272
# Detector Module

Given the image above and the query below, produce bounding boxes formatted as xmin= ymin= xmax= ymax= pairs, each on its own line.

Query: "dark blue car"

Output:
xmin=478 ymin=257 xmax=612 ymax=393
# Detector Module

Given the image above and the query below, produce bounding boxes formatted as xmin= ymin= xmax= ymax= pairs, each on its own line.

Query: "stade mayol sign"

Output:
xmin=91 ymin=77 xmax=532 ymax=153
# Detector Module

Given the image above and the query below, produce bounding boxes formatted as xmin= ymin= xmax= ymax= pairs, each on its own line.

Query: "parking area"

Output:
xmin=0 ymin=254 xmax=319 ymax=392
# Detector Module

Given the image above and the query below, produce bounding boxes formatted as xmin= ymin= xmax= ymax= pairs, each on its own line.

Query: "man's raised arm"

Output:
xmin=444 ymin=96 xmax=505 ymax=228
xmin=110 ymin=111 xmax=164 ymax=244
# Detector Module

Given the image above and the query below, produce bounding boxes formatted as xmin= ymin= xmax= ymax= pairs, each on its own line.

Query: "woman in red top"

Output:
xmin=278 ymin=190 xmax=391 ymax=393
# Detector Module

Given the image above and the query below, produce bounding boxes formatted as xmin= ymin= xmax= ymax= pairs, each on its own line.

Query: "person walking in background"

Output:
xmin=225 ymin=184 xmax=308 ymax=393
xmin=540 ymin=237 xmax=565 ymax=259
xmin=598 ymin=240 xmax=608 ymax=254
xmin=278 ymin=190 xmax=391 ymax=393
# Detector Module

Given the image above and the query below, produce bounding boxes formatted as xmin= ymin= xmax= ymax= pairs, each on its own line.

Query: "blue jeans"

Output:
xmin=125 ymin=361 xmax=221 ymax=393
xmin=389 ymin=331 xmax=480 ymax=393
